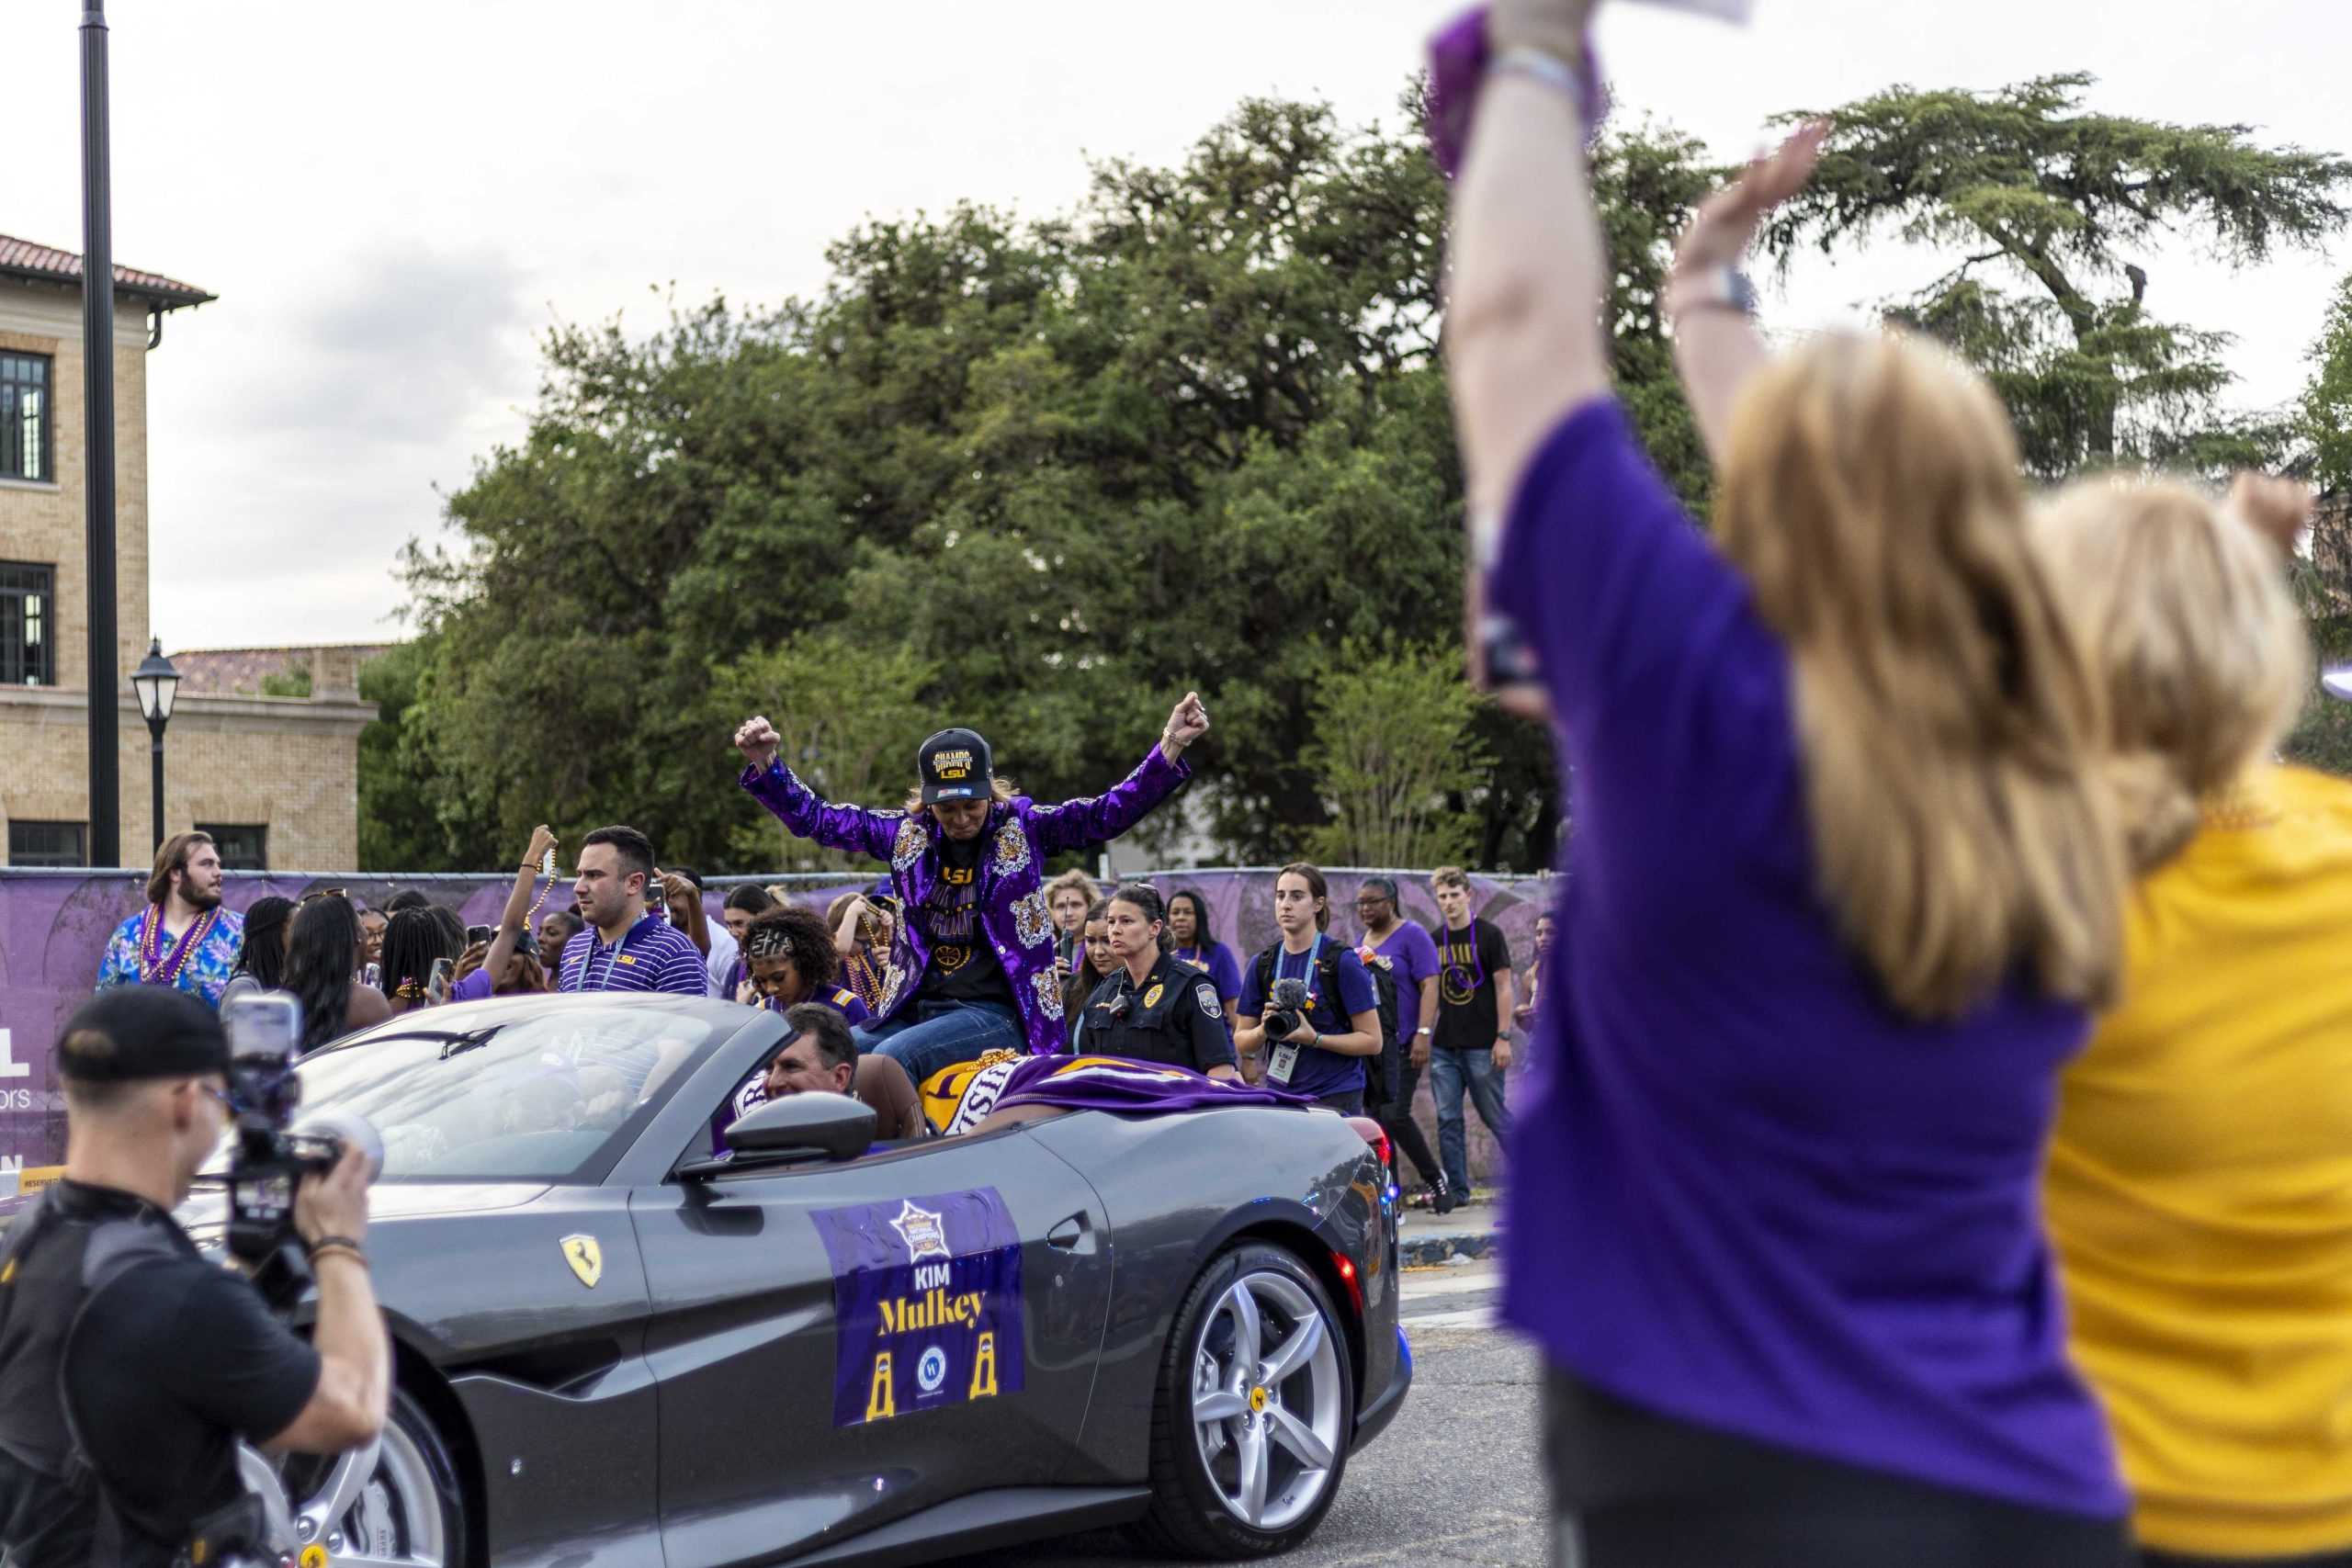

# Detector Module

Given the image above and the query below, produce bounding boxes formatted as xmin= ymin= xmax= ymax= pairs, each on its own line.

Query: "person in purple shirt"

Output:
xmin=1351 ymin=875 xmax=1452 ymax=1213
xmin=555 ymin=826 xmax=707 ymax=996
xmin=1442 ymin=3 xmax=2138 ymax=1562
xmin=1235 ymin=863 xmax=1383 ymax=1113
xmin=733 ymin=697 xmax=1208 ymax=1084
xmin=1163 ymin=889 xmax=1242 ymax=1041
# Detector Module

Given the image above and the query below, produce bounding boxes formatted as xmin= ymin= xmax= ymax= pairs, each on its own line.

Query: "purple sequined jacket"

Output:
xmin=739 ymin=745 xmax=1192 ymax=1053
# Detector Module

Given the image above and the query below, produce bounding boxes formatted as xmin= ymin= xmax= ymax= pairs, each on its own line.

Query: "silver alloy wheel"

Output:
xmin=288 ymin=1415 xmax=447 ymax=1568
xmin=1188 ymin=1268 xmax=1345 ymax=1532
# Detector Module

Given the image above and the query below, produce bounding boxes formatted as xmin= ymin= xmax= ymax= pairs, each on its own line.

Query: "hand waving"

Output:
xmin=1673 ymin=119 xmax=1829 ymax=276
xmin=2227 ymin=473 xmax=2314 ymax=556
xmin=734 ymin=715 xmax=782 ymax=772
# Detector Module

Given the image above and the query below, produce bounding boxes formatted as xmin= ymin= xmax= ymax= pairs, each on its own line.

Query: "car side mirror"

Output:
xmin=724 ymin=1091 xmax=876 ymax=1163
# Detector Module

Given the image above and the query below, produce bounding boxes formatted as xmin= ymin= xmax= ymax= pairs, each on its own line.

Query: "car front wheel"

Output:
xmin=1134 ymin=1241 xmax=1354 ymax=1559
xmin=278 ymin=1383 xmax=465 ymax=1567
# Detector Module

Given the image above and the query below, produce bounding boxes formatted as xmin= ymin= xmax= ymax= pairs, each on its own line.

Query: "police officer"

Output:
xmin=1071 ymin=885 xmax=1240 ymax=1079
xmin=0 ymin=988 xmax=388 ymax=1567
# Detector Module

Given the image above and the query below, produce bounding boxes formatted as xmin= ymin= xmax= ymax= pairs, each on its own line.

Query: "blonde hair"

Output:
xmin=901 ymin=777 xmax=1018 ymax=817
xmin=2031 ymin=476 xmax=2310 ymax=871
xmin=1045 ymin=868 xmax=1101 ymax=909
xmin=1716 ymin=332 xmax=2128 ymax=1020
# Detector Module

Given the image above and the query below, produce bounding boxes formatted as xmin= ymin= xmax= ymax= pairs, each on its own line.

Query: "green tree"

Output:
xmin=708 ymin=634 xmax=938 ymax=873
xmin=376 ymin=91 xmax=1714 ymax=874
xmin=1298 ymin=639 xmax=1491 ymax=867
xmin=2284 ymin=274 xmax=2352 ymax=775
xmin=1769 ymin=74 xmax=2348 ymax=479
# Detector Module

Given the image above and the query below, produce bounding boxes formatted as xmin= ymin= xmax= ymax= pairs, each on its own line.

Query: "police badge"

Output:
xmin=1196 ymin=983 xmax=1222 ymax=1019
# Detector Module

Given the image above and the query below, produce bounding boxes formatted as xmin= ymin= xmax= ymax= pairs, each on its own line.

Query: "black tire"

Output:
xmin=1130 ymin=1241 xmax=1355 ymax=1560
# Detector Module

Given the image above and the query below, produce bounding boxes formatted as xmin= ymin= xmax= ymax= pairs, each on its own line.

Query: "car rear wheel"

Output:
xmin=1133 ymin=1241 xmax=1353 ymax=1559
xmin=279 ymin=1384 xmax=465 ymax=1567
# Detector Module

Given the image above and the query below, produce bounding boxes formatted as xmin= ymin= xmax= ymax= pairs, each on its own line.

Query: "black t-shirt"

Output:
xmin=915 ymin=835 xmax=1016 ymax=1010
xmin=0 ymin=1181 xmax=321 ymax=1567
xmin=1073 ymin=955 xmax=1236 ymax=1075
xmin=1430 ymin=918 xmax=1513 ymax=1051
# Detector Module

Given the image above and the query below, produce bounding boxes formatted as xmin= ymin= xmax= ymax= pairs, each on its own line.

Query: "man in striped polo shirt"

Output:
xmin=557 ymin=825 xmax=706 ymax=995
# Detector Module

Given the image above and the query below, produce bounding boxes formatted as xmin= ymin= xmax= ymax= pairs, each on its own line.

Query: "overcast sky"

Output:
xmin=1 ymin=0 xmax=2342 ymax=652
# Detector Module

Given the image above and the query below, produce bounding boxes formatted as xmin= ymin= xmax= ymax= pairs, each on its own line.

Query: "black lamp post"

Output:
xmin=82 ymin=0 xmax=121 ymax=866
xmin=130 ymin=638 xmax=178 ymax=852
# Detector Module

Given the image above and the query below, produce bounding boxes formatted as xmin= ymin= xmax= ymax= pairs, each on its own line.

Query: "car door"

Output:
xmin=630 ymin=1124 xmax=1114 ymax=1567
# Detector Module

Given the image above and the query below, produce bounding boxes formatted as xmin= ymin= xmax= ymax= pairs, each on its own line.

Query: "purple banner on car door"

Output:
xmin=811 ymin=1186 xmax=1026 ymax=1427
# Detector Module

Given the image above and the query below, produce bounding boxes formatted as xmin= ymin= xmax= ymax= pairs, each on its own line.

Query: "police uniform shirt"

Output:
xmin=0 ymin=1181 xmax=321 ymax=1566
xmin=1076 ymin=955 xmax=1235 ymax=1075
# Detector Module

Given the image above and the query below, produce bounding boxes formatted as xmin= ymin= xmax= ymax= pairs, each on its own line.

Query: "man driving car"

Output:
xmin=725 ymin=1005 xmax=927 ymax=1144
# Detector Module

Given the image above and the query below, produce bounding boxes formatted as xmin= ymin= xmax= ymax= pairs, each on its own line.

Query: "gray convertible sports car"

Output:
xmin=193 ymin=993 xmax=1411 ymax=1567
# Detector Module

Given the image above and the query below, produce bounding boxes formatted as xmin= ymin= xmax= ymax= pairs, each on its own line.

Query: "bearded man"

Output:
xmin=95 ymin=832 xmax=244 ymax=1010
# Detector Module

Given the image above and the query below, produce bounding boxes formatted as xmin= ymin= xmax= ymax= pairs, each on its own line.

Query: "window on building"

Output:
xmin=198 ymin=823 xmax=268 ymax=871
xmin=0 ymin=563 xmax=53 ymax=686
xmin=7 ymin=820 xmax=86 ymax=867
xmin=0 ymin=354 xmax=51 ymax=482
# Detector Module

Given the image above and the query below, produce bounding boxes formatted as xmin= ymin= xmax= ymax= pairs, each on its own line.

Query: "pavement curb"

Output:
xmin=1398 ymin=1224 xmax=1499 ymax=1267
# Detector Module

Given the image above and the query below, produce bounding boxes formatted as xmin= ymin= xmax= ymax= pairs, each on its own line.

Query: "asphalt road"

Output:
xmin=946 ymin=1261 xmax=1550 ymax=1568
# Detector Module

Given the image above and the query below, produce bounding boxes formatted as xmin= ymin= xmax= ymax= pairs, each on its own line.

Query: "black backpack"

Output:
xmin=1250 ymin=942 xmax=1403 ymax=1109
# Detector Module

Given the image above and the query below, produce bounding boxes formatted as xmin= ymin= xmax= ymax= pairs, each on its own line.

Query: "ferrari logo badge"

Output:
xmin=560 ymin=1234 xmax=603 ymax=1289
xmin=1249 ymin=1385 xmax=1268 ymax=1414
xmin=300 ymin=1545 xmax=330 ymax=1568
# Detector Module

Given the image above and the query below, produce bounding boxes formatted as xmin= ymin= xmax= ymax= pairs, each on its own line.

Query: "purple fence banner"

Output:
xmin=0 ymin=865 xmax=1559 ymax=1184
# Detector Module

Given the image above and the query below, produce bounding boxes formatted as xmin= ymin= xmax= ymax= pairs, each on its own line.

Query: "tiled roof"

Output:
xmin=0 ymin=233 xmax=214 ymax=310
xmin=172 ymin=645 xmax=390 ymax=697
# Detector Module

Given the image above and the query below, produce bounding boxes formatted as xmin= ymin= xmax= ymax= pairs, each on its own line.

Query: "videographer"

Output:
xmin=0 ymin=988 xmax=387 ymax=1567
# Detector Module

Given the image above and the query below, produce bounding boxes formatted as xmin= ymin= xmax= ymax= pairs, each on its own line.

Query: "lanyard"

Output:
xmin=1276 ymin=933 xmax=1325 ymax=1002
xmin=574 ymin=924 xmax=632 ymax=991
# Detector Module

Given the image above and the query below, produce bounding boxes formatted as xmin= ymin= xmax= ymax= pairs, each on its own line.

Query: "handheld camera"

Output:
xmin=1262 ymin=976 xmax=1311 ymax=1043
xmin=218 ymin=996 xmax=380 ymax=1303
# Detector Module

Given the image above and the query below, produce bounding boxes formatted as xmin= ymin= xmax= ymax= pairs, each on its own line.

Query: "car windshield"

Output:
xmin=276 ymin=1005 xmax=720 ymax=1183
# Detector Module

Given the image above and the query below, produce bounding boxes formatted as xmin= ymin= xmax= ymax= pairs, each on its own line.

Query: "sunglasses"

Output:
xmin=299 ymin=887 xmax=350 ymax=906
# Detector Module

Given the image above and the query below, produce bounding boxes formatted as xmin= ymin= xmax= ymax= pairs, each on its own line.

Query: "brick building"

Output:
xmin=0 ymin=234 xmax=375 ymax=871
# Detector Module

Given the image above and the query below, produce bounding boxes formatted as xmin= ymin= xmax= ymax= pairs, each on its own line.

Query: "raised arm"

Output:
xmin=1026 ymin=693 xmax=1205 ymax=855
xmin=1445 ymin=3 xmax=1611 ymax=530
xmin=482 ymin=825 xmax=557 ymax=987
xmin=1666 ymin=124 xmax=1828 ymax=465
xmin=733 ymin=715 xmax=904 ymax=862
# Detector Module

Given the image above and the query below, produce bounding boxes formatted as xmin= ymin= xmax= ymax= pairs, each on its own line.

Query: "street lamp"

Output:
xmin=130 ymin=637 xmax=179 ymax=852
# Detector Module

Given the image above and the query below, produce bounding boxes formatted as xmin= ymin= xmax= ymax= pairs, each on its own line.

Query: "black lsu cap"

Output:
xmin=56 ymin=988 xmax=231 ymax=1083
xmin=919 ymin=728 xmax=994 ymax=805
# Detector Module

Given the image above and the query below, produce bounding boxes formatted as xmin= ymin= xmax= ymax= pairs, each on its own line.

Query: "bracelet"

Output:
xmin=305 ymin=1233 xmax=364 ymax=1258
xmin=308 ymin=1243 xmax=368 ymax=1271
xmin=1489 ymin=45 xmax=1588 ymax=122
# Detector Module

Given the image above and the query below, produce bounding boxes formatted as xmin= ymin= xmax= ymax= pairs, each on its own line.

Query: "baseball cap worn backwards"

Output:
xmin=57 ymin=988 xmax=230 ymax=1083
xmin=920 ymin=728 xmax=994 ymax=806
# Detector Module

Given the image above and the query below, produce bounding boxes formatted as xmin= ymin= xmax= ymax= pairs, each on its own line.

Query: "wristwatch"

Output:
xmin=1415 ymin=1026 xmax=1432 ymax=1037
xmin=1665 ymin=264 xmax=1759 ymax=322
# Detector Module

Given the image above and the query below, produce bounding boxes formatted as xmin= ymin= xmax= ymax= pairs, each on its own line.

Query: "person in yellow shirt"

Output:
xmin=2038 ymin=473 xmax=2352 ymax=1566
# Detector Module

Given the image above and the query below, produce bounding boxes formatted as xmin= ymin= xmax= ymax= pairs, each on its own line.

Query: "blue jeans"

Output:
xmin=857 ymin=999 xmax=1025 ymax=1087
xmin=1429 ymin=1044 xmax=1510 ymax=1194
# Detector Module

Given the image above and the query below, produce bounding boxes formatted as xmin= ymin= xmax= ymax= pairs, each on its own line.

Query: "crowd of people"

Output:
xmin=94 ymin=682 xmax=1532 ymax=1201
xmin=50 ymin=1 xmax=2352 ymax=1562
